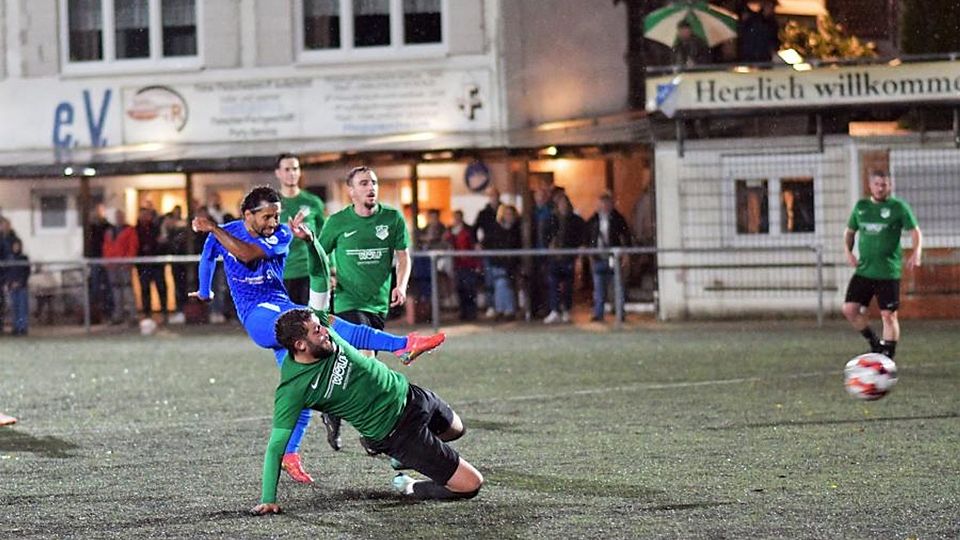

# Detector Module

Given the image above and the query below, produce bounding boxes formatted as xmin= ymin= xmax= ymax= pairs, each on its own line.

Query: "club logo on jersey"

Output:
xmin=375 ymin=225 xmax=389 ymax=240
xmin=264 ymin=235 xmax=279 ymax=245
xmin=299 ymin=205 xmax=311 ymax=217
xmin=880 ymin=208 xmax=890 ymax=219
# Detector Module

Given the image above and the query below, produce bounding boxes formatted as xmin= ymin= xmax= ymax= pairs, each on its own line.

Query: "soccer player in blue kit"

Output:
xmin=191 ymin=186 xmax=443 ymax=483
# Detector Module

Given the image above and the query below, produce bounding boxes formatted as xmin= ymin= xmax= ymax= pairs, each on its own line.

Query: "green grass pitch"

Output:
xmin=1 ymin=320 xmax=958 ymax=538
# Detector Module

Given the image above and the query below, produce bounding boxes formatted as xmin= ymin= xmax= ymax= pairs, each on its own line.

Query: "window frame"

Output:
xmin=295 ymin=0 xmax=448 ymax=64
xmin=58 ymin=0 xmax=204 ymax=76
xmin=32 ymin=190 xmax=77 ymax=234
xmin=721 ymin=155 xmax=822 ymax=247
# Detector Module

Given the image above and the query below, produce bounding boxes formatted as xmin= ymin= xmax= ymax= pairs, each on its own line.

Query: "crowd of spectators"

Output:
xmin=412 ymin=184 xmax=637 ymax=325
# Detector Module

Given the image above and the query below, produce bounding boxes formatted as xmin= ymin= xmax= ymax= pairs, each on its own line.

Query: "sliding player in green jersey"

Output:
xmin=251 ymin=226 xmax=482 ymax=515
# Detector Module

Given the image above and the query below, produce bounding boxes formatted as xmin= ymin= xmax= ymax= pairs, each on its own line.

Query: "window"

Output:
xmin=722 ymin=154 xmax=821 ymax=245
xmin=403 ymin=0 xmax=441 ymax=44
xmin=304 ymin=0 xmax=341 ymax=50
xmin=735 ymin=179 xmax=769 ymax=234
xmin=61 ymin=0 xmax=199 ymax=73
xmin=734 ymin=177 xmax=815 ymax=236
xmin=780 ymin=178 xmax=815 ymax=233
xmin=40 ymin=196 xmax=69 ymax=228
xmin=298 ymin=0 xmax=446 ymax=61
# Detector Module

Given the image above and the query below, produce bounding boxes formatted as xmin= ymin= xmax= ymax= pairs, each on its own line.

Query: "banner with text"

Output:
xmin=122 ymin=68 xmax=492 ymax=143
xmin=646 ymin=61 xmax=960 ymax=116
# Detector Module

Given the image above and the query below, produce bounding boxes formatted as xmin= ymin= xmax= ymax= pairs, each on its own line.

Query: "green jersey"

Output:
xmin=280 ymin=190 xmax=326 ymax=280
xmin=259 ymin=331 xmax=409 ymax=503
xmin=847 ymin=196 xmax=918 ymax=280
xmin=319 ymin=203 xmax=410 ymax=316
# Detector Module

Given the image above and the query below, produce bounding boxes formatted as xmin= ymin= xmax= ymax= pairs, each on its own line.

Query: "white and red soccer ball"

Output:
xmin=844 ymin=353 xmax=898 ymax=401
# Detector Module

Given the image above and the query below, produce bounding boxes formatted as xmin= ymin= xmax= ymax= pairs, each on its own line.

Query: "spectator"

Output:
xmin=135 ymin=206 xmax=168 ymax=324
xmin=586 ymin=193 xmax=634 ymax=322
xmin=737 ymin=0 xmax=779 ymax=63
xmin=544 ymin=194 xmax=585 ymax=324
xmin=160 ymin=205 xmax=190 ymax=323
xmin=484 ymin=204 xmax=521 ymax=321
xmin=530 ymin=187 xmax=554 ymax=319
xmin=103 ymin=209 xmax=139 ymax=325
xmin=6 ymin=239 xmax=29 ymax=336
xmin=205 ymin=192 xmax=227 ymax=224
xmin=0 ymin=216 xmax=21 ymax=334
xmin=674 ymin=20 xmax=711 ymax=67
xmin=84 ymin=203 xmax=113 ymax=323
xmin=474 ymin=186 xmax=502 ymax=317
xmin=445 ymin=210 xmax=482 ymax=321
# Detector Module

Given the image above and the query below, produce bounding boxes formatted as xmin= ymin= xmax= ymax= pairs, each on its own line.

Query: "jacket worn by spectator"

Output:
xmin=586 ymin=209 xmax=633 ymax=254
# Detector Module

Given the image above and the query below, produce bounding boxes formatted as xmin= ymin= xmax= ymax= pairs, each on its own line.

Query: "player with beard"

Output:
xmin=842 ymin=169 xmax=922 ymax=360
xmin=251 ymin=234 xmax=481 ymax=515
xmin=191 ymin=186 xmax=442 ymax=484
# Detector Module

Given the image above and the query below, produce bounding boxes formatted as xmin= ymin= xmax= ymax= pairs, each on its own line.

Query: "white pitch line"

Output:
xmin=5 ymin=363 xmax=954 ymax=438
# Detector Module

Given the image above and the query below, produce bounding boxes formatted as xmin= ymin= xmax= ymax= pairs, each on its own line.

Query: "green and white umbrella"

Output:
xmin=643 ymin=1 xmax=738 ymax=47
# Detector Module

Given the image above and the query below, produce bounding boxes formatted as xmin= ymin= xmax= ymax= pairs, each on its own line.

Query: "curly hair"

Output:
xmin=240 ymin=185 xmax=281 ymax=214
xmin=275 ymin=308 xmax=314 ymax=355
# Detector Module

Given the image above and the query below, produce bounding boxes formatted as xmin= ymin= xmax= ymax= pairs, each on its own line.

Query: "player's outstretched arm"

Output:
xmin=190 ymin=233 xmax=219 ymax=302
xmin=255 ymin=427 xmax=294 ymax=515
xmin=192 ymin=216 xmax=267 ymax=263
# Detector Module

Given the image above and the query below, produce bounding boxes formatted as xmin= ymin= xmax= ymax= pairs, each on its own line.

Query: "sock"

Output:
xmin=860 ymin=327 xmax=881 ymax=351
xmin=411 ymin=481 xmax=480 ymax=501
xmin=880 ymin=340 xmax=897 ymax=359
xmin=331 ymin=317 xmax=406 ymax=352
xmin=284 ymin=408 xmax=312 ymax=454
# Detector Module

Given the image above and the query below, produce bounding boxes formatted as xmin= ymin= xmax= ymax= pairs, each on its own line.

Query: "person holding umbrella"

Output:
xmin=674 ymin=19 xmax=711 ymax=66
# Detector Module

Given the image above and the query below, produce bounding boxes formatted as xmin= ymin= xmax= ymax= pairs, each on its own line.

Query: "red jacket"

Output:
xmin=446 ymin=225 xmax=482 ymax=271
xmin=102 ymin=225 xmax=139 ymax=259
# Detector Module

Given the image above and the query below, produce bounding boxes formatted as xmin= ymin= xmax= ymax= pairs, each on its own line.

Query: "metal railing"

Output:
xmin=1 ymin=246 xmax=838 ymax=333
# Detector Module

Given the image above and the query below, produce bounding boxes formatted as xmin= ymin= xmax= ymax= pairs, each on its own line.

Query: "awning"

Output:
xmin=0 ymin=111 xmax=651 ymax=178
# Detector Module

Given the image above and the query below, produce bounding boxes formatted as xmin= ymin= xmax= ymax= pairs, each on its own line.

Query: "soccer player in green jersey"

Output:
xmin=276 ymin=153 xmax=326 ymax=305
xmin=317 ymin=166 xmax=412 ymax=450
xmin=842 ymin=169 xmax=922 ymax=360
xmin=251 ymin=231 xmax=482 ymax=515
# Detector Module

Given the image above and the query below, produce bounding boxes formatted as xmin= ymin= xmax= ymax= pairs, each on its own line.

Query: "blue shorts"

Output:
xmin=242 ymin=300 xmax=303 ymax=365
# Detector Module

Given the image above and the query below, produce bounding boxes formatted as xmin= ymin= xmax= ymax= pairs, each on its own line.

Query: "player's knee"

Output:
xmin=841 ymin=303 xmax=860 ymax=319
xmin=441 ymin=425 xmax=465 ymax=442
xmin=880 ymin=310 xmax=897 ymax=323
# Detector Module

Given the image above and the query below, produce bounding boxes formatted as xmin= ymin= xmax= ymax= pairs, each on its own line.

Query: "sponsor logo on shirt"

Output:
xmin=324 ymin=351 xmax=350 ymax=398
xmin=375 ymin=225 xmax=389 ymax=240
xmin=345 ymin=247 xmax=390 ymax=264
xmin=862 ymin=222 xmax=887 ymax=234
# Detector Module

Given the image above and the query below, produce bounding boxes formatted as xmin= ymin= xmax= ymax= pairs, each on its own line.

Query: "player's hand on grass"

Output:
xmin=288 ymin=209 xmax=314 ymax=241
xmin=390 ymin=286 xmax=406 ymax=307
xmin=250 ymin=503 xmax=282 ymax=516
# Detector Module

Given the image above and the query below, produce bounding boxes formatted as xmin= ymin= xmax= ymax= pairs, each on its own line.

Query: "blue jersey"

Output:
xmin=198 ymin=220 xmax=293 ymax=323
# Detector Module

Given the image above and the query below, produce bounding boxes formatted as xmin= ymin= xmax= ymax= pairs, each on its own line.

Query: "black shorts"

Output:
xmin=366 ymin=385 xmax=460 ymax=485
xmin=284 ymin=277 xmax=310 ymax=305
xmin=335 ymin=309 xmax=385 ymax=331
xmin=845 ymin=274 xmax=900 ymax=311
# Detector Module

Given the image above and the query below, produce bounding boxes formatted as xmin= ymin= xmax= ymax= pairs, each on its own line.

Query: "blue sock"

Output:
xmin=331 ymin=317 xmax=406 ymax=352
xmin=285 ymin=408 xmax=312 ymax=454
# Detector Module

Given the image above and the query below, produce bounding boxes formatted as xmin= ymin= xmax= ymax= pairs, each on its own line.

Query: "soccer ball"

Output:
xmin=844 ymin=353 xmax=897 ymax=401
xmin=139 ymin=318 xmax=158 ymax=336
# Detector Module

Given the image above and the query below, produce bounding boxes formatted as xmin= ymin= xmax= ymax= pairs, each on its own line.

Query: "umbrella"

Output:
xmin=643 ymin=1 xmax=738 ymax=47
